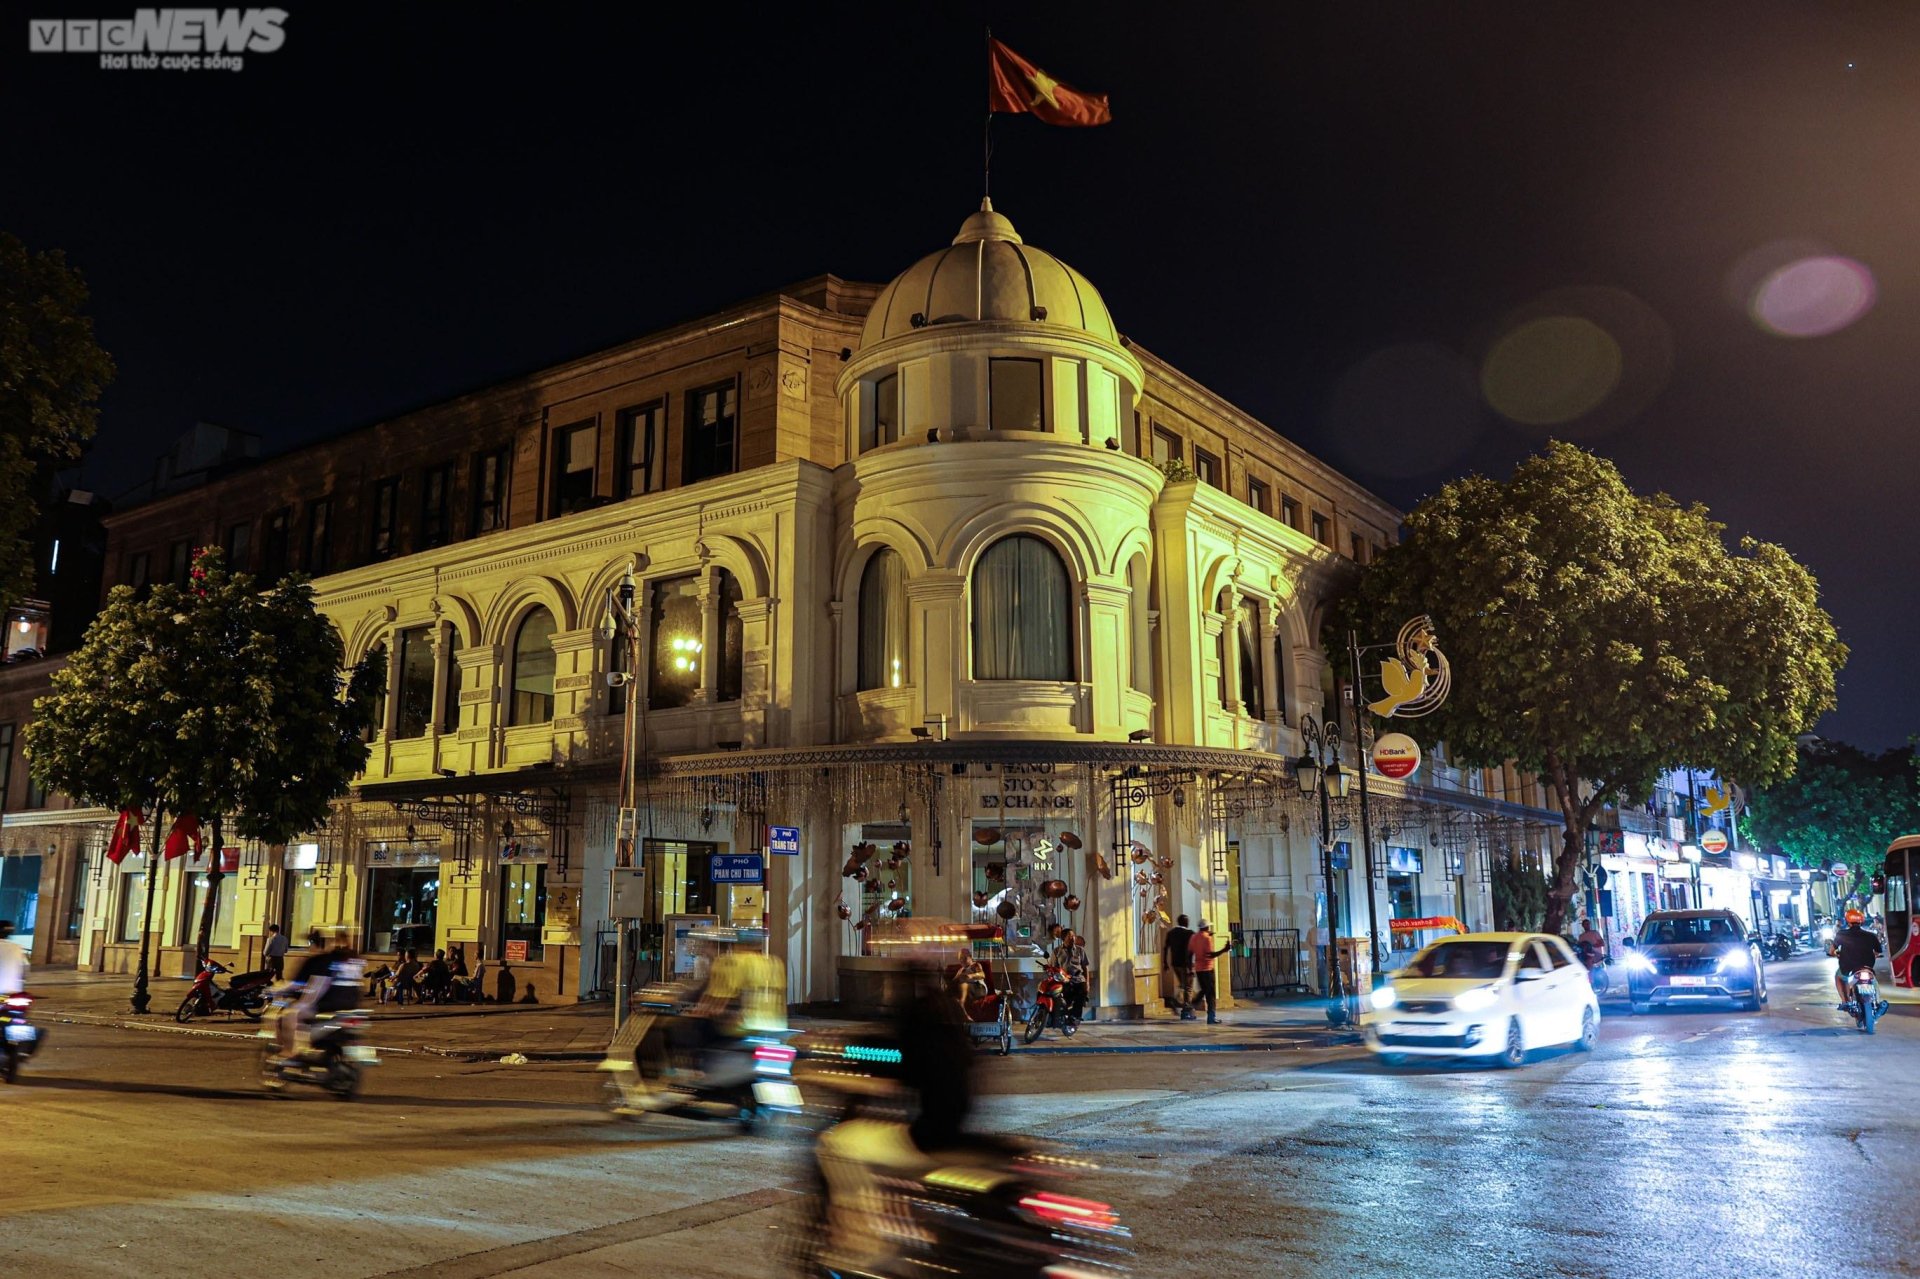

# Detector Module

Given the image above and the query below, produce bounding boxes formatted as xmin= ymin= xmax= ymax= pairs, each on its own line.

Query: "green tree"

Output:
xmin=1490 ymin=850 xmax=1547 ymax=932
xmin=25 ymin=550 xmax=378 ymax=1003
xmin=0 ymin=233 xmax=115 ymax=613
xmin=1743 ymin=739 xmax=1920 ymax=873
xmin=1339 ymin=442 xmax=1845 ymax=934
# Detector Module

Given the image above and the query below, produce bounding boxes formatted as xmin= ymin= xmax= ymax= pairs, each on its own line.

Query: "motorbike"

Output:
xmin=257 ymin=1006 xmax=379 ymax=1099
xmin=176 ymin=959 xmax=274 ymax=1023
xmin=798 ymin=1118 xmax=1134 ymax=1278
xmin=599 ymin=985 xmax=802 ymax=1132
xmin=1844 ymin=967 xmax=1888 ymax=1034
xmin=1022 ymin=964 xmax=1080 ymax=1044
xmin=1 ymin=991 xmax=44 ymax=1084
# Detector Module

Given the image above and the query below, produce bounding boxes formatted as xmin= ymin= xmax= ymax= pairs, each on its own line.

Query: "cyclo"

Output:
xmin=599 ymin=925 xmax=800 ymax=1131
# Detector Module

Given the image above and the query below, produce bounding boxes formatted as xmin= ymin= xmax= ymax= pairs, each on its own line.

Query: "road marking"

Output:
xmin=368 ymin=1184 xmax=803 ymax=1278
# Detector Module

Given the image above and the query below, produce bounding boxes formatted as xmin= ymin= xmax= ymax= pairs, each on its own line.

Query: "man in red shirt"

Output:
xmin=1188 ymin=920 xmax=1232 ymax=1024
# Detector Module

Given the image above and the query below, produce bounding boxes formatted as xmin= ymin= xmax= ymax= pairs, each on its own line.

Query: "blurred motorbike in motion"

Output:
xmin=1 ymin=991 xmax=43 ymax=1083
xmin=601 ymin=926 xmax=801 ymax=1133
xmin=788 ymin=919 xmax=1132 ymax=1278
xmin=257 ymin=1005 xmax=378 ymax=1099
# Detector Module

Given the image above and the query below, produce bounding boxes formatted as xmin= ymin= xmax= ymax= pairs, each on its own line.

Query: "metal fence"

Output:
xmin=1236 ymin=927 xmax=1307 ymax=994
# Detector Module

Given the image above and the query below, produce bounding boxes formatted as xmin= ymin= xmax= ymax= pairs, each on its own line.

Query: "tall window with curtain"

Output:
xmin=1126 ymin=554 xmax=1151 ymax=694
xmin=717 ymin=569 xmax=744 ymax=703
xmin=509 ymin=607 xmax=557 ymax=725
xmin=1273 ymin=630 xmax=1289 ymax=724
xmin=971 ymin=535 xmax=1071 ymax=681
xmin=441 ymin=629 xmax=464 ymax=733
xmin=859 ymin=548 xmax=909 ymax=690
xmin=1216 ymin=590 xmax=1232 ymax=711
xmin=1237 ymin=596 xmax=1264 ymax=717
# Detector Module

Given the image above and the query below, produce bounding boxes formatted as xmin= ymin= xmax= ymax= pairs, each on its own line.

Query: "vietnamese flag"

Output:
xmin=104 ymin=808 xmax=142 ymax=864
xmin=164 ymin=812 xmax=203 ymax=860
xmin=988 ymin=39 xmax=1112 ymax=127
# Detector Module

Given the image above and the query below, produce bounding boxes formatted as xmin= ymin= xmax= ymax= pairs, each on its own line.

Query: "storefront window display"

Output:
xmin=499 ymin=861 xmax=546 ymax=961
xmin=183 ymin=869 xmax=237 ymax=948
xmin=364 ymin=863 xmax=439 ymax=954
xmin=119 ymin=871 xmax=147 ymax=943
xmin=970 ymin=819 xmax=1079 ymax=950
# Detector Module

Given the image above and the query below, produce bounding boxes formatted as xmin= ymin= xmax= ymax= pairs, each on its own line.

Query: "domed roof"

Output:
xmin=860 ymin=200 xmax=1119 ymax=349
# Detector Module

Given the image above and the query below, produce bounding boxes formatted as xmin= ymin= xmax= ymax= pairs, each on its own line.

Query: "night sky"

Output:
xmin=4 ymin=3 xmax=1914 ymax=746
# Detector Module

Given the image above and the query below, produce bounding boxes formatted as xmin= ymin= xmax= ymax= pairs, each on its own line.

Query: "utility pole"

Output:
xmin=1349 ymin=630 xmax=1382 ymax=979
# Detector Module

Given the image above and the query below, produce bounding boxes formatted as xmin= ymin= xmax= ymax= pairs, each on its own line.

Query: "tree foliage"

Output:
xmin=1743 ymin=739 xmax=1920 ymax=873
xmin=0 ymin=233 xmax=115 ymax=612
xmin=24 ymin=550 xmax=378 ymax=960
xmin=1338 ymin=442 xmax=1846 ymax=933
xmin=1489 ymin=851 xmax=1548 ymax=933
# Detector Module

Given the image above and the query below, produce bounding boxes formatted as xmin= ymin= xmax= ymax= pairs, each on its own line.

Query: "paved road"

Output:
xmin=5 ymin=954 xmax=1912 ymax=1279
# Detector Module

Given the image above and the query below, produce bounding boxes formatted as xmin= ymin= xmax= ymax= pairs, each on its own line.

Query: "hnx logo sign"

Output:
xmin=29 ymin=9 xmax=287 ymax=71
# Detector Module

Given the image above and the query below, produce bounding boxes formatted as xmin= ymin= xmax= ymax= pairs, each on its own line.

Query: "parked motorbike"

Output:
xmin=1845 ymin=967 xmax=1888 ymax=1034
xmin=599 ymin=987 xmax=802 ymax=1132
xmin=1764 ymin=933 xmax=1793 ymax=961
xmin=257 ymin=1006 xmax=378 ymax=1099
xmin=176 ymin=959 xmax=274 ymax=1023
xmin=1022 ymin=964 xmax=1080 ymax=1044
xmin=1 ymin=992 xmax=44 ymax=1084
xmin=797 ymin=1118 xmax=1133 ymax=1278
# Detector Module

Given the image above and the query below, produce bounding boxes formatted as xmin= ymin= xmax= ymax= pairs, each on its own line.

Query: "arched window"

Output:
xmin=1126 ymin=554 xmax=1152 ymax=694
xmin=509 ymin=606 xmax=557 ymax=725
xmin=859 ymin=548 xmax=909 ymax=690
xmin=717 ymin=568 xmax=744 ymax=703
xmin=1237 ymin=596 xmax=1264 ymax=717
xmin=362 ymin=642 xmax=389 ymax=742
xmin=441 ymin=629 xmax=464 ymax=733
xmin=1216 ymin=590 xmax=1233 ymax=711
xmin=972 ymin=535 xmax=1071 ymax=681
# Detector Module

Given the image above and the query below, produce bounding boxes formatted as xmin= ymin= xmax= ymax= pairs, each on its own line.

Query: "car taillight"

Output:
xmin=339 ymin=1014 xmax=368 ymax=1028
xmin=1019 ymin=1191 xmax=1122 ymax=1233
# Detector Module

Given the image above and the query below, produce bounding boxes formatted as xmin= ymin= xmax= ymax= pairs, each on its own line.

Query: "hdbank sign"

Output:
xmin=29 ymin=9 xmax=288 ymax=71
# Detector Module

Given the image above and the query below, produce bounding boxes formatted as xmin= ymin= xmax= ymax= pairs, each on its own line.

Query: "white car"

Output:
xmin=1359 ymin=932 xmax=1600 ymax=1067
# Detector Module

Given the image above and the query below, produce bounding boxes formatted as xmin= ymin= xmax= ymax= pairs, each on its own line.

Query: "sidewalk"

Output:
xmin=29 ymin=968 xmax=1359 ymax=1061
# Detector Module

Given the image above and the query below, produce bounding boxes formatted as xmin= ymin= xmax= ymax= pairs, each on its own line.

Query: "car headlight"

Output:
xmin=1453 ymin=986 xmax=1498 ymax=1012
xmin=1366 ymin=985 xmax=1397 ymax=1011
xmin=1717 ymin=949 xmax=1751 ymax=972
xmin=1623 ymin=951 xmax=1657 ymax=974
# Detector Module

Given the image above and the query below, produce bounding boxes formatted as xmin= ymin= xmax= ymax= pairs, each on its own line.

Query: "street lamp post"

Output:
xmin=1295 ymin=714 xmax=1354 ymax=1025
xmin=600 ymin=562 xmax=642 ymax=1029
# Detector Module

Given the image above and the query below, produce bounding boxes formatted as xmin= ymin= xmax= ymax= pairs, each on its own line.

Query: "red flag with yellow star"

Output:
xmin=987 ymin=39 xmax=1111 ymax=127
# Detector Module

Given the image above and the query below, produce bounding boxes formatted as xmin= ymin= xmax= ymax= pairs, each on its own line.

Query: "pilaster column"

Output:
xmin=693 ymin=574 xmax=719 ymax=705
xmin=1258 ymin=604 xmax=1284 ymax=725
xmin=734 ymin=596 xmax=774 ymax=747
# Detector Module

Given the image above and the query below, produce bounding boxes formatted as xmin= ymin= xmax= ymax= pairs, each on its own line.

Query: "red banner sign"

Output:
xmin=504 ymin=940 xmax=528 ymax=963
xmin=1388 ymin=915 xmax=1465 ymax=933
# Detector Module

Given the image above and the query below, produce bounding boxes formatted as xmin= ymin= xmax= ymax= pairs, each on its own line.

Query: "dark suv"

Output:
xmin=1621 ymin=909 xmax=1767 ymax=1013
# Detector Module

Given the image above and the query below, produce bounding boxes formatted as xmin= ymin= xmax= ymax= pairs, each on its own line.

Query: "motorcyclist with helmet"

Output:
xmin=1831 ymin=907 xmax=1883 ymax=1009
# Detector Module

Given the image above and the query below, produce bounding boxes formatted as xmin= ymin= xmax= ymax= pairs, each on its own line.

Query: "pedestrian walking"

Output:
xmin=262 ymin=922 xmax=290 ymax=981
xmin=1188 ymin=920 xmax=1232 ymax=1025
xmin=1163 ymin=914 xmax=1196 ymax=1019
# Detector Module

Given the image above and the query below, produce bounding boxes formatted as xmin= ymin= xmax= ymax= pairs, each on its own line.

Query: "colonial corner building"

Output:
xmin=0 ymin=202 xmax=1565 ymax=1011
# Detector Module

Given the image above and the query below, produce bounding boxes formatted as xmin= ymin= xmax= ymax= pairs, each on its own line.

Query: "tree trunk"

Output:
xmin=194 ymin=813 xmax=223 ymax=968
xmin=1543 ymin=820 xmax=1586 ymax=936
xmin=129 ymin=807 xmax=164 ymax=1014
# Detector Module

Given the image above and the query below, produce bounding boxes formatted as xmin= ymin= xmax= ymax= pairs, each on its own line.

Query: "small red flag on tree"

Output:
xmin=988 ymin=38 xmax=1112 ymax=127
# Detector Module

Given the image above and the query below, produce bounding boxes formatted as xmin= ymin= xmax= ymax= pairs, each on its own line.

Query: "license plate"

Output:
xmin=752 ymin=1080 xmax=803 ymax=1109
xmin=4 ymin=1023 xmax=33 ymax=1044
xmin=344 ymin=1044 xmax=379 ymax=1063
xmin=1670 ymin=976 xmax=1707 ymax=987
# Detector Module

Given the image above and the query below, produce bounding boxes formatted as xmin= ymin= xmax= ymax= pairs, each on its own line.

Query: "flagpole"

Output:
xmin=983 ymin=25 xmax=993 ymax=200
